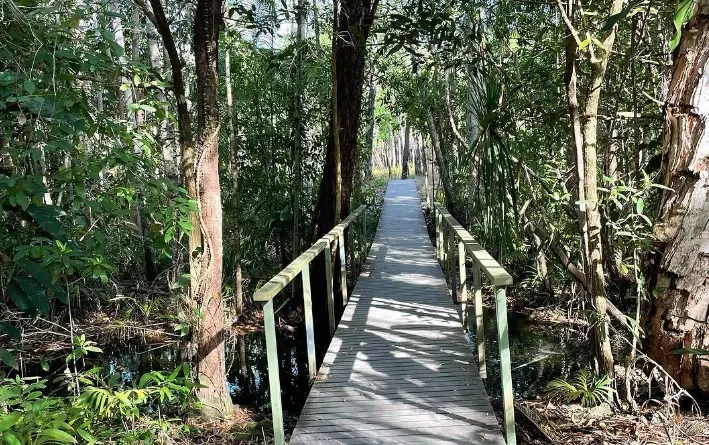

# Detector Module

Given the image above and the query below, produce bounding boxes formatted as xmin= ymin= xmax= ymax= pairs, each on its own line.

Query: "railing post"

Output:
xmin=495 ymin=286 xmax=516 ymax=445
xmin=324 ymin=240 xmax=335 ymax=336
xmin=458 ymin=241 xmax=467 ymax=330
xmin=435 ymin=208 xmax=440 ymax=260
xmin=442 ymin=226 xmax=449 ymax=278
xmin=338 ymin=232 xmax=348 ymax=305
xmin=449 ymin=231 xmax=457 ymax=300
xmin=361 ymin=209 xmax=366 ymax=271
xmin=301 ymin=266 xmax=317 ymax=380
xmin=349 ymin=226 xmax=355 ymax=283
xmin=263 ymin=299 xmax=284 ymax=445
xmin=473 ymin=263 xmax=486 ymax=378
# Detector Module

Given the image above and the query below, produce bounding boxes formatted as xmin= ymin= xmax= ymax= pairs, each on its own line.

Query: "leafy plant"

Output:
xmin=546 ymin=370 xmax=615 ymax=407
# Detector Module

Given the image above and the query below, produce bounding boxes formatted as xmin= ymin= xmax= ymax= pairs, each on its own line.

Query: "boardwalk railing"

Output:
xmin=253 ymin=205 xmax=368 ymax=445
xmin=433 ymin=202 xmax=516 ymax=445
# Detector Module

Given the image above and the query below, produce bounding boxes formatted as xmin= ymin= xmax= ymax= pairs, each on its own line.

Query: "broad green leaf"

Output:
xmin=15 ymin=276 xmax=50 ymax=316
xmin=37 ymin=428 xmax=77 ymax=444
xmin=23 ymin=79 xmax=36 ymax=94
xmin=26 ymin=204 xmax=67 ymax=240
xmin=670 ymin=0 xmax=695 ymax=52
xmin=636 ymin=198 xmax=645 ymax=214
xmin=600 ymin=0 xmax=646 ymax=32
xmin=0 ymin=322 xmax=20 ymax=340
xmin=7 ymin=282 xmax=33 ymax=313
xmin=3 ymin=432 xmax=22 ymax=445
xmin=0 ymin=412 xmax=21 ymax=431
xmin=0 ymin=348 xmax=18 ymax=370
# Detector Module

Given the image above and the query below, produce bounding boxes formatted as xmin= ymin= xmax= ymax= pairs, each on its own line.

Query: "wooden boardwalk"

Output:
xmin=290 ymin=180 xmax=505 ymax=445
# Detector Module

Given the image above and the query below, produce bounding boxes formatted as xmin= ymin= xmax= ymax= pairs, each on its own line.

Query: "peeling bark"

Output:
xmin=647 ymin=2 xmax=709 ymax=393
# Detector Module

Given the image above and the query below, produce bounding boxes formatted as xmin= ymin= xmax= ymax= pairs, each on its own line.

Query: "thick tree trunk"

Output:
xmin=401 ymin=123 xmax=410 ymax=179
xmin=646 ymin=2 xmax=709 ymax=393
xmin=312 ymin=0 xmax=377 ymax=348
xmin=193 ymin=0 xmax=231 ymax=417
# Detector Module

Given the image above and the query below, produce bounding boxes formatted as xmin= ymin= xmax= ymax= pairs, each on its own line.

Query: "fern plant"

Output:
xmin=546 ymin=370 xmax=615 ymax=407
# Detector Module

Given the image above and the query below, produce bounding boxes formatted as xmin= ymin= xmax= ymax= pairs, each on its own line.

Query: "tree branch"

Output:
xmin=555 ymin=0 xmax=583 ymax=48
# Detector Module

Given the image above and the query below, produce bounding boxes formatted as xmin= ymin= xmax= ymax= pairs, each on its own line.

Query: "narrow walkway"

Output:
xmin=290 ymin=180 xmax=505 ymax=444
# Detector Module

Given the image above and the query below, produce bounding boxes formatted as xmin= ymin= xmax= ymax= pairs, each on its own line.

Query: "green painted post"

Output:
xmin=495 ymin=286 xmax=516 ymax=445
xmin=473 ymin=264 xmax=486 ymax=379
xmin=263 ymin=299 xmax=284 ymax=445
xmin=349 ymin=226 xmax=355 ymax=283
xmin=324 ymin=242 xmax=335 ymax=336
xmin=301 ymin=267 xmax=316 ymax=380
xmin=435 ymin=209 xmax=441 ymax=260
xmin=339 ymin=232 xmax=348 ymax=305
xmin=442 ymin=226 xmax=448 ymax=279
xmin=449 ymin=231 xmax=457 ymax=298
xmin=458 ymin=241 xmax=467 ymax=330
xmin=361 ymin=209 xmax=366 ymax=271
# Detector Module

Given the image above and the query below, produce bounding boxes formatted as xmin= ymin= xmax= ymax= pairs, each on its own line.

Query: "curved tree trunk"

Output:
xmin=646 ymin=2 xmax=709 ymax=392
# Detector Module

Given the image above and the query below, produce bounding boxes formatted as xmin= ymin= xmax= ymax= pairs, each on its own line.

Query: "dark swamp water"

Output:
xmin=35 ymin=308 xmax=593 ymax=424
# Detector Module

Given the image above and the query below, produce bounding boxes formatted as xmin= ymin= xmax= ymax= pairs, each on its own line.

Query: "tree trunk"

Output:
xmin=401 ymin=123 xmax=410 ymax=179
xmin=580 ymin=0 xmax=623 ymax=376
xmin=646 ymin=2 xmax=709 ymax=392
xmin=312 ymin=0 xmax=378 ymax=348
xmin=292 ymin=0 xmax=305 ymax=260
xmin=225 ymin=48 xmax=242 ymax=316
xmin=192 ymin=0 xmax=231 ymax=417
xmin=426 ymin=111 xmax=455 ymax=211
xmin=365 ymin=83 xmax=376 ymax=179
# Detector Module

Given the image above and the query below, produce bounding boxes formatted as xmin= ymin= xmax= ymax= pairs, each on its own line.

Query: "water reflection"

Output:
xmin=45 ymin=326 xmax=312 ymax=419
xmin=467 ymin=307 xmax=591 ymax=399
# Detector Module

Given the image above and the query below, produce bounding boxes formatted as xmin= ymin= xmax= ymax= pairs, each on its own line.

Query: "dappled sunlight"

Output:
xmin=290 ymin=180 xmax=505 ymax=445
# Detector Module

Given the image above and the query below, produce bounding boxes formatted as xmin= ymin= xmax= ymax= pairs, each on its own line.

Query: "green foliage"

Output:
xmin=0 ymin=364 xmax=197 ymax=445
xmin=546 ymin=370 xmax=615 ymax=407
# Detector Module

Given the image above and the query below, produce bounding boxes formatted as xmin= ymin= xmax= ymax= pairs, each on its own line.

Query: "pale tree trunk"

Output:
xmin=647 ymin=2 xmax=709 ymax=393
xmin=559 ymin=0 xmax=621 ymax=376
xmin=426 ymin=111 xmax=455 ymax=211
xmin=580 ymin=0 xmax=623 ymax=376
xmin=225 ymin=48 xmax=242 ymax=315
xmin=401 ymin=123 xmax=410 ymax=179
xmin=292 ymin=0 xmax=305 ymax=260
xmin=131 ymin=7 xmax=158 ymax=282
xmin=365 ymin=83 xmax=376 ymax=179
xmin=146 ymin=19 xmax=179 ymax=181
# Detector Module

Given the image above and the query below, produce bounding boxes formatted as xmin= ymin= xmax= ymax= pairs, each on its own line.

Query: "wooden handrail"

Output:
xmin=258 ymin=204 xmax=369 ymax=445
xmin=433 ymin=203 xmax=512 ymax=286
xmin=254 ymin=205 xmax=367 ymax=302
xmin=433 ymin=201 xmax=516 ymax=445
